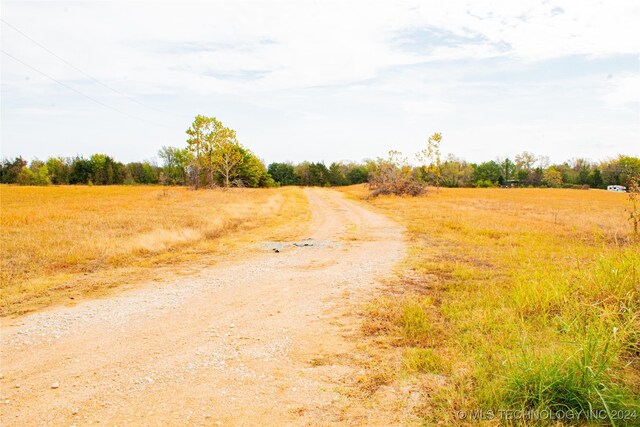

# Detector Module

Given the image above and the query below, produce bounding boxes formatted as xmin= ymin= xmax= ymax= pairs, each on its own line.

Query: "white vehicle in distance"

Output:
xmin=607 ymin=185 xmax=627 ymax=192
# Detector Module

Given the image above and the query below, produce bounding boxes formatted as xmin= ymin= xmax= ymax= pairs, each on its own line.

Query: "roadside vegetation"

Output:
xmin=0 ymin=185 xmax=309 ymax=316
xmin=340 ymin=185 xmax=639 ymax=425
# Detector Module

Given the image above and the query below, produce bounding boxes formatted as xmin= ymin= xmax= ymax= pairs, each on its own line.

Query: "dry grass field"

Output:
xmin=340 ymin=186 xmax=639 ymax=425
xmin=0 ymin=185 xmax=309 ymax=316
xmin=2 ymin=184 xmax=638 ymax=424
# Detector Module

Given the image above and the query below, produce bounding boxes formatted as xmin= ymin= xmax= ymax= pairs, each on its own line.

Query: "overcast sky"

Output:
xmin=1 ymin=0 xmax=638 ymax=165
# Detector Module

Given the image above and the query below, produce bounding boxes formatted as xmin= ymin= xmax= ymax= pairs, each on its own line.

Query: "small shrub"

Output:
xmin=475 ymin=179 xmax=495 ymax=188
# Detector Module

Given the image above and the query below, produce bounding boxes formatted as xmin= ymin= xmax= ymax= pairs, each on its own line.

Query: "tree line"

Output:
xmin=425 ymin=152 xmax=640 ymax=189
xmin=4 ymin=151 xmax=637 ymax=190
xmin=0 ymin=155 xmax=163 ymax=186
xmin=363 ymin=132 xmax=639 ymax=195
xmin=2 ymin=119 xmax=638 ymax=190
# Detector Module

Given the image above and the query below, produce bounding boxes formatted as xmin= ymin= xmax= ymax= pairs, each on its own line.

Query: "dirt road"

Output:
xmin=0 ymin=188 xmax=405 ymax=426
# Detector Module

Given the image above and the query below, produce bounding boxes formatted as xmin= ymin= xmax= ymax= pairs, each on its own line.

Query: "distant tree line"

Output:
xmin=0 ymin=155 xmax=164 ymax=186
xmin=266 ymin=162 xmax=369 ymax=187
xmin=268 ymin=153 xmax=640 ymax=191
xmin=426 ymin=153 xmax=640 ymax=189
xmin=2 ymin=119 xmax=638 ymax=190
xmin=4 ymin=152 xmax=637 ymax=190
xmin=361 ymin=132 xmax=640 ymax=196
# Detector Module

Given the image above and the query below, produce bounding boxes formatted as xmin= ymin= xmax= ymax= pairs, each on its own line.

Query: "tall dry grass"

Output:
xmin=0 ymin=185 xmax=308 ymax=316
xmin=342 ymin=186 xmax=639 ymax=425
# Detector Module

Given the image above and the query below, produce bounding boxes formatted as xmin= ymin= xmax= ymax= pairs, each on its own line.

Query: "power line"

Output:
xmin=1 ymin=18 xmax=187 ymax=118
xmin=2 ymin=49 xmax=172 ymax=128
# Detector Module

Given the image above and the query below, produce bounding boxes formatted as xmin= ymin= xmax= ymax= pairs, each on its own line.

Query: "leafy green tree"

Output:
xmin=236 ymin=147 xmax=272 ymax=187
xmin=258 ymin=172 xmax=276 ymax=188
xmin=294 ymin=162 xmax=311 ymax=186
xmin=90 ymin=154 xmax=109 ymax=185
xmin=86 ymin=154 xmax=125 ymax=185
xmin=440 ymin=155 xmax=474 ymax=187
xmin=293 ymin=162 xmax=330 ymax=186
xmin=346 ymin=165 xmax=369 ymax=184
xmin=473 ymin=161 xmax=502 ymax=186
xmin=186 ymin=115 xmax=247 ymax=188
xmin=46 ymin=157 xmax=71 ymax=184
xmin=475 ymin=179 xmax=495 ymax=188
xmin=542 ymin=166 xmax=563 ymax=188
xmin=268 ymin=162 xmax=298 ymax=186
xmin=551 ymin=162 xmax=573 ymax=185
xmin=142 ymin=163 xmax=159 ymax=184
xmin=516 ymin=169 xmax=529 ymax=182
xmin=308 ymin=162 xmax=330 ymax=186
xmin=328 ymin=162 xmax=347 ymax=186
xmin=16 ymin=166 xmax=35 ymax=185
xmin=126 ymin=162 xmax=159 ymax=184
xmin=16 ymin=161 xmax=50 ymax=185
xmin=619 ymin=156 xmax=640 ymax=183
xmin=601 ymin=155 xmax=640 ymax=186
xmin=69 ymin=157 xmax=93 ymax=184
xmin=588 ymin=168 xmax=604 ymax=188
xmin=568 ymin=158 xmax=592 ymax=185
xmin=126 ymin=163 xmax=144 ymax=183
xmin=35 ymin=163 xmax=51 ymax=185
xmin=158 ymin=146 xmax=191 ymax=185
xmin=0 ymin=157 xmax=28 ymax=183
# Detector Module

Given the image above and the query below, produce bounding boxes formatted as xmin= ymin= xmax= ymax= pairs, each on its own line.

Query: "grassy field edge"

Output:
xmin=339 ymin=185 xmax=639 ymax=426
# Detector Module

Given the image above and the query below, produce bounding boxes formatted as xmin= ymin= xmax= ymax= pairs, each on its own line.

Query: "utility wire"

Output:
xmin=2 ymin=50 xmax=172 ymax=128
xmin=1 ymin=18 xmax=187 ymax=118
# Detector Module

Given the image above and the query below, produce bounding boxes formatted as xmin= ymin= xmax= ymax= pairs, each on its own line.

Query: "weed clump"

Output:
xmin=503 ymin=338 xmax=636 ymax=425
xmin=404 ymin=348 xmax=448 ymax=374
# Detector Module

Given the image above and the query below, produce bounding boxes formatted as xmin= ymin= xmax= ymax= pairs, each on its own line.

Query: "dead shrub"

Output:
xmin=368 ymin=151 xmax=425 ymax=197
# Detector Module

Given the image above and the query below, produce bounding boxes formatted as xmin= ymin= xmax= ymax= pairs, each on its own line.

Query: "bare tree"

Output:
xmin=417 ymin=132 xmax=443 ymax=189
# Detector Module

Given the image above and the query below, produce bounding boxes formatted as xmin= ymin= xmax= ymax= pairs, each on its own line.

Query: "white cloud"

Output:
xmin=1 ymin=0 xmax=638 ymax=163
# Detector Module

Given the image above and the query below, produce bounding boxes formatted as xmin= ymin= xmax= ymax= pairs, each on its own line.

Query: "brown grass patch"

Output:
xmin=0 ymin=185 xmax=309 ymax=316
